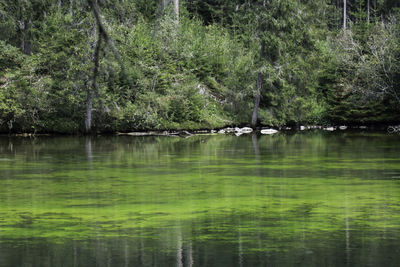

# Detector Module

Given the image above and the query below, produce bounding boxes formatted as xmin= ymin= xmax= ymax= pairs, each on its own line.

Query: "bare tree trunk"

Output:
xmin=343 ymin=0 xmax=347 ymax=29
xmin=20 ymin=17 xmax=25 ymax=52
xmin=367 ymin=0 xmax=370 ymax=23
xmin=85 ymin=33 xmax=102 ymax=133
xmin=69 ymin=0 xmax=74 ymax=16
xmin=251 ymin=72 xmax=262 ymax=128
xmin=88 ymin=0 xmax=130 ymax=85
xmin=58 ymin=0 xmax=62 ymax=8
xmin=336 ymin=0 xmax=340 ymax=29
xmin=158 ymin=0 xmax=171 ymax=19
xmin=19 ymin=18 xmax=31 ymax=55
xmin=86 ymin=0 xmax=136 ymax=132
xmin=24 ymin=24 xmax=31 ymax=55
xmin=173 ymin=0 xmax=179 ymax=21
xmin=161 ymin=0 xmax=168 ymax=11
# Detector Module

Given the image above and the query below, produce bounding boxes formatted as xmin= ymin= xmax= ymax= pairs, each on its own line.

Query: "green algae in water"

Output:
xmin=0 ymin=133 xmax=399 ymax=266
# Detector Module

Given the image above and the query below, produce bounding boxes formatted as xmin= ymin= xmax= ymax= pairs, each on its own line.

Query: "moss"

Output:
xmin=0 ymin=133 xmax=399 ymax=243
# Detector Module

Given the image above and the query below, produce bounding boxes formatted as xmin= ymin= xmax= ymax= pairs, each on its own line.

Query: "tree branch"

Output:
xmin=87 ymin=0 xmax=133 ymax=87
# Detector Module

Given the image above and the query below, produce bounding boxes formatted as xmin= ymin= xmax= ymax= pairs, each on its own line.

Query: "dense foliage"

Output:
xmin=0 ymin=0 xmax=399 ymax=133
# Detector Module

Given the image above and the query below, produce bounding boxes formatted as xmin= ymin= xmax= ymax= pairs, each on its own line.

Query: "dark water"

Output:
xmin=0 ymin=132 xmax=399 ymax=266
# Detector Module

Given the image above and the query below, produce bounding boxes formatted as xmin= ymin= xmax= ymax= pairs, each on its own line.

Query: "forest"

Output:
xmin=0 ymin=0 xmax=399 ymax=133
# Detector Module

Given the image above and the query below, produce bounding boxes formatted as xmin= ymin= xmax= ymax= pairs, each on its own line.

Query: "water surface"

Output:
xmin=0 ymin=132 xmax=399 ymax=266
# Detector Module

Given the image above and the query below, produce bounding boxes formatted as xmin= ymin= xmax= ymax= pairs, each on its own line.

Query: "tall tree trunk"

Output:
xmin=58 ymin=0 xmax=62 ymax=8
xmin=19 ymin=18 xmax=31 ymax=55
xmin=69 ymin=0 xmax=74 ymax=16
xmin=20 ymin=17 xmax=26 ymax=52
xmin=86 ymin=0 xmax=135 ymax=132
xmin=24 ymin=23 xmax=31 ymax=55
xmin=88 ymin=0 xmax=130 ymax=85
xmin=343 ymin=0 xmax=347 ymax=29
xmin=173 ymin=0 xmax=179 ymax=21
xmin=337 ymin=0 xmax=340 ymax=29
xmin=367 ymin=0 xmax=370 ymax=23
xmin=161 ymin=0 xmax=168 ymax=11
xmin=85 ymin=33 xmax=102 ymax=133
xmin=251 ymin=72 xmax=262 ymax=128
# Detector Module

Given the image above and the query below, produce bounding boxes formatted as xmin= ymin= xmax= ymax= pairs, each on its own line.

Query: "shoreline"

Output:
xmin=1 ymin=124 xmax=398 ymax=137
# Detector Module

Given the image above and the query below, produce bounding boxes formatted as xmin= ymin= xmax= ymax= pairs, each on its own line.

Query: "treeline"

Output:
xmin=0 ymin=0 xmax=399 ymax=133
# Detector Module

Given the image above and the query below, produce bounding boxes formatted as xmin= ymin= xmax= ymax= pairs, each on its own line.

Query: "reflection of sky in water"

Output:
xmin=0 ymin=132 xmax=399 ymax=266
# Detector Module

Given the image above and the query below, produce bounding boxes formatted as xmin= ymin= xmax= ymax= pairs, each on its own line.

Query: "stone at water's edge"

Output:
xmin=324 ymin=127 xmax=335 ymax=131
xmin=261 ymin=128 xmax=278 ymax=135
xmin=235 ymin=127 xmax=253 ymax=134
xmin=218 ymin=127 xmax=254 ymax=135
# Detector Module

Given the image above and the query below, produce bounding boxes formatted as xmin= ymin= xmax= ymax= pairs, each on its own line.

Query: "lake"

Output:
xmin=0 ymin=132 xmax=399 ymax=266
